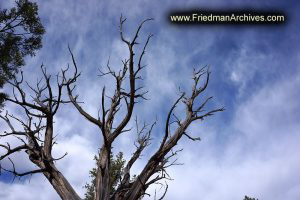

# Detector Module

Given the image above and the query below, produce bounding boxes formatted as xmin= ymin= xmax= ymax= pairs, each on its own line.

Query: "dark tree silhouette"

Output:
xmin=0 ymin=0 xmax=45 ymax=107
xmin=0 ymin=16 xmax=224 ymax=200
xmin=243 ymin=196 xmax=258 ymax=200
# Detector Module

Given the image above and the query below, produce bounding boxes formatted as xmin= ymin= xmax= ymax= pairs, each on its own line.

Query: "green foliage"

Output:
xmin=0 ymin=92 xmax=8 ymax=110
xmin=0 ymin=0 xmax=45 ymax=107
xmin=84 ymin=152 xmax=126 ymax=200
xmin=109 ymin=152 xmax=126 ymax=193
xmin=84 ymin=157 xmax=97 ymax=200
xmin=243 ymin=195 xmax=258 ymax=200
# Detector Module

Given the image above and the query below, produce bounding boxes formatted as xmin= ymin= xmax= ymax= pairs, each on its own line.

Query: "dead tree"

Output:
xmin=0 ymin=16 xmax=224 ymax=200
xmin=0 ymin=65 xmax=81 ymax=199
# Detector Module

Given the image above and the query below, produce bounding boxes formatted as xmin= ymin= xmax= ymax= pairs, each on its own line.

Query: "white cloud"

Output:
xmin=1 ymin=0 xmax=299 ymax=200
xmin=160 ymin=69 xmax=300 ymax=200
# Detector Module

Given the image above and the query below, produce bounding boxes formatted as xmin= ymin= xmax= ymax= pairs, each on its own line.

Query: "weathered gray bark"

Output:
xmin=95 ymin=146 xmax=111 ymax=200
xmin=43 ymin=164 xmax=81 ymax=200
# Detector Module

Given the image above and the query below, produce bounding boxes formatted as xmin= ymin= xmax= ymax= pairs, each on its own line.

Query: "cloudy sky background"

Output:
xmin=1 ymin=0 xmax=300 ymax=200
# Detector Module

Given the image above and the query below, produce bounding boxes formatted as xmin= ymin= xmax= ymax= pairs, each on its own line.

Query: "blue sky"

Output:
xmin=1 ymin=0 xmax=300 ymax=200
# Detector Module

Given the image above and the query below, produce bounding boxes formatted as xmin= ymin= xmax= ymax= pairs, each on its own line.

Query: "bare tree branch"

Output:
xmin=0 ymin=157 xmax=46 ymax=179
xmin=1 ymin=62 xmax=82 ymax=200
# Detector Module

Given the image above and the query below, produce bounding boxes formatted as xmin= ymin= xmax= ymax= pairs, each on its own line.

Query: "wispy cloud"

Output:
xmin=1 ymin=0 xmax=299 ymax=199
